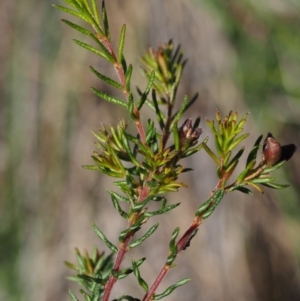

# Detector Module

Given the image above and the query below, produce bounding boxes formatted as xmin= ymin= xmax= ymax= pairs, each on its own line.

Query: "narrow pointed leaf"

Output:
xmin=261 ymin=182 xmax=290 ymax=189
xmin=102 ymin=0 xmax=110 ymax=39
xmin=144 ymin=203 xmax=180 ymax=217
xmin=153 ymin=278 xmax=191 ymax=300
xmin=132 ymin=260 xmax=148 ymax=292
xmin=79 ymin=289 xmax=92 ymax=301
xmin=206 ymin=119 xmax=218 ymax=136
xmin=62 ymin=19 xmax=93 ymax=36
xmin=118 ymin=25 xmax=126 ymax=64
xmin=236 ymin=112 xmax=249 ymax=130
xmin=90 ymin=66 xmax=123 ymax=89
xmin=203 ymin=143 xmax=220 ymax=165
xmin=182 ymin=140 xmax=206 ymax=158
xmin=111 ymin=196 xmax=129 ymax=219
xmin=108 ymin=191 xmax=130 ymax=203
xmin=62 ymin=0 xmax=77 ymax=8
xmin=236 ymin=168 xmax=251 ymax=183
xmin=246 ymin=181 xmax=264 ymax=194
xmin=69 ymin=290 xmax=80 ymax=301
xmin=92 ymin=223 xmax=118 ymax=253
xmin=82 ymin=165 xmax=101 ymax=171
xmin=151 ymin=89 xmax=166 ymax=129
xmin=228 ymin=133 xmax=249 ymax=151
xmin=90 ymin=34 xmax=115 ymax=62
xmin=91 ymin=0 xmax=100 ymax=26
xmin=170 ymin=95 xmax=189 ymax=129
xmin=196 ymin=189 xmax=225 ymax=218
xmin=251 ymin=177 xmax=277 ymax=184
xmin=122 ymin=132 xmax=140 ymax=166
xmin=82 ymin=0 xmax=93 ymax=15
xmin=91 ymin=87 xmax=127 ymax=108
xmin=184 ymin=93 xmax=199 ymax=113
xmin=262 ymin=160 xmax=285 ymax=173
xmin=226 ymin=147 xmax=245 ymax=168
xmin=129 ymin=223 xmax=159 ymax=249
xmin=53 ymin=5 xmax=89 ymax=22
xmin=125 ymin=64 xmax=133 ymax=92
xmin=230 ymin=186 xmax=253 ymax=195
xmin=73 ymin=39 xmax=113 ymax=63
xmin=137 ymin=70 xmax=155 ymax=110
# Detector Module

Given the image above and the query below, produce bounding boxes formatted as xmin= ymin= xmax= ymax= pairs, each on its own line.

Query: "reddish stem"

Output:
xmin=142 ymin=265 xmax=170 ymax=301
xmin=142 ymin=217 xmax=203 ymax=301
xmin=101 ymin=236 xmax=131 ymax=301
xmin=176 ymin=218 xmax=202 ymax=252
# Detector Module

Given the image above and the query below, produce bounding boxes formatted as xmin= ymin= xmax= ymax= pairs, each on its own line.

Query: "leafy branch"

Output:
xmin=54 ymin=1 xmax=296 ymax=301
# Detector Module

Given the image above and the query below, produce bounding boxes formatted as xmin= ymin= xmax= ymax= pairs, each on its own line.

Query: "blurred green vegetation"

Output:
xmin=1 ymin=1 xmax=300 ymax=300
xmin=202 ymin=1 xmax=300 ymax=123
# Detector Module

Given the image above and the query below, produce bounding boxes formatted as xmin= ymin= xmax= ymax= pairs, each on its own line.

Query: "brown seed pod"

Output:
xmin=263 ymin=133 xmax=296 ymax=166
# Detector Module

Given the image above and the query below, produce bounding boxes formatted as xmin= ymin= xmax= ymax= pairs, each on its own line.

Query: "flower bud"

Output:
xmin=179 ymin=118 xmax=202 ymax=147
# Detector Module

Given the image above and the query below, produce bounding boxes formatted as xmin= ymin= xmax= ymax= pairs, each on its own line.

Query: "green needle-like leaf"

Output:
xmin=182 ymin=140 xmax=206 ymax=158
xmin=62 ymin=19 xmax=93 ymax=36
xmin=108 ymin=191 xmax=130 ymax=203
xmin=129 ymin=223 xmax=159 ymax=249
xmin=206 ymin=119 xmax=218 ymax=136
xmin=82 ymin=0 xmax=92 ymax=15
xmin=111 ymin=195 xmax=129 ymax=219
xmin=122 ymin=132 xmax=140 ymax=166
xmin=132 ymin=260 xmax=148 ymax=292
xmin=73 ymin=39 xmax=114 ymax=63
xmin=102 ymin=0 xmax=110 ymax=39
xmin=226 ymin=147 xmax=245 ymax=169
xmin=125 ymin=64 xmax=133 ymax=92
xmin=91 ymin=0 xmax=100 ymax=26
xmin=137 ymin=70 xmax=155 ymax=110
xmin=246 ymin=134 xmax=263 ymax=165
xmin=203 ymin=142 xmax=220 ymax=165
xmin=236 ymin=112 xmax=249 ymax=130
xmin=261 ymin=182 xmax=290 ymax=189
xmin=92 ymin=223 xmax=118 ymax=253
xmin=184 ymin=93 xmax=199 ymax=113
xmin=251 ymin=177 xmax=277 ymax=184
xmin=196 ymin=189 xmax=225 ymax=218
xmin=62 ymin=0 xmax=77 ymax=8
xmin=79 ymin=289 xmax=92 ymax=301
xmin=173 ymin=122 xmax=180 ymax=151
xmin=118 ymin=25 xmax=126 ymax=64
xmin=229 ymin=185 xmax=253 ymax=195
xmin=151 ymin=89 xmax=165 ymax=130
xmin=167 ymin=228 xmax=180 ymax=265
xmin=91 ymin=88 xmax=127 ymax=108
xmin=54 ymin=5 xmax=89 ymax=23
xmin=69 ymin=290 xmax=80 ymax=301
xmin=170 ymin=95 xmax=189 ymax=129
xmin=262 ymin=160 xmax=285 ymax=173
xmin=144 ymin=203 xmax=180 ymax=217
xmin=90 ymin=66 xmax=123 ymax=89
xmin=227 ymin=133 xmax=249 ymax=151
xmin=153 ymin=278 xmax=191 ymax=300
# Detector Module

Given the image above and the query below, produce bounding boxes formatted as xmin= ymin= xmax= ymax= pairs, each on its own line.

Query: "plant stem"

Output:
xmin=101 ymin=188 xmax=150 ymax=301
xmin=142 ymin=216 xmax=204 ymax=301
xmin=101 ymin=236 xmax=131 ymax=301
xmin=142 ymin=265 xmax=170 ymax=301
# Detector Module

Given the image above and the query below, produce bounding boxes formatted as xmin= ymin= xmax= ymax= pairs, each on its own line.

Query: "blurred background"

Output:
xmin=1 ymin=0 xmax=300 ymax=300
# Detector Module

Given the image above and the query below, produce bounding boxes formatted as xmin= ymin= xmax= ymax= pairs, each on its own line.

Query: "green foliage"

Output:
xmin=65 ymin=248 xmax=114 ymax=301
xmin=54 ymin=1 xmax=296 ymax=301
